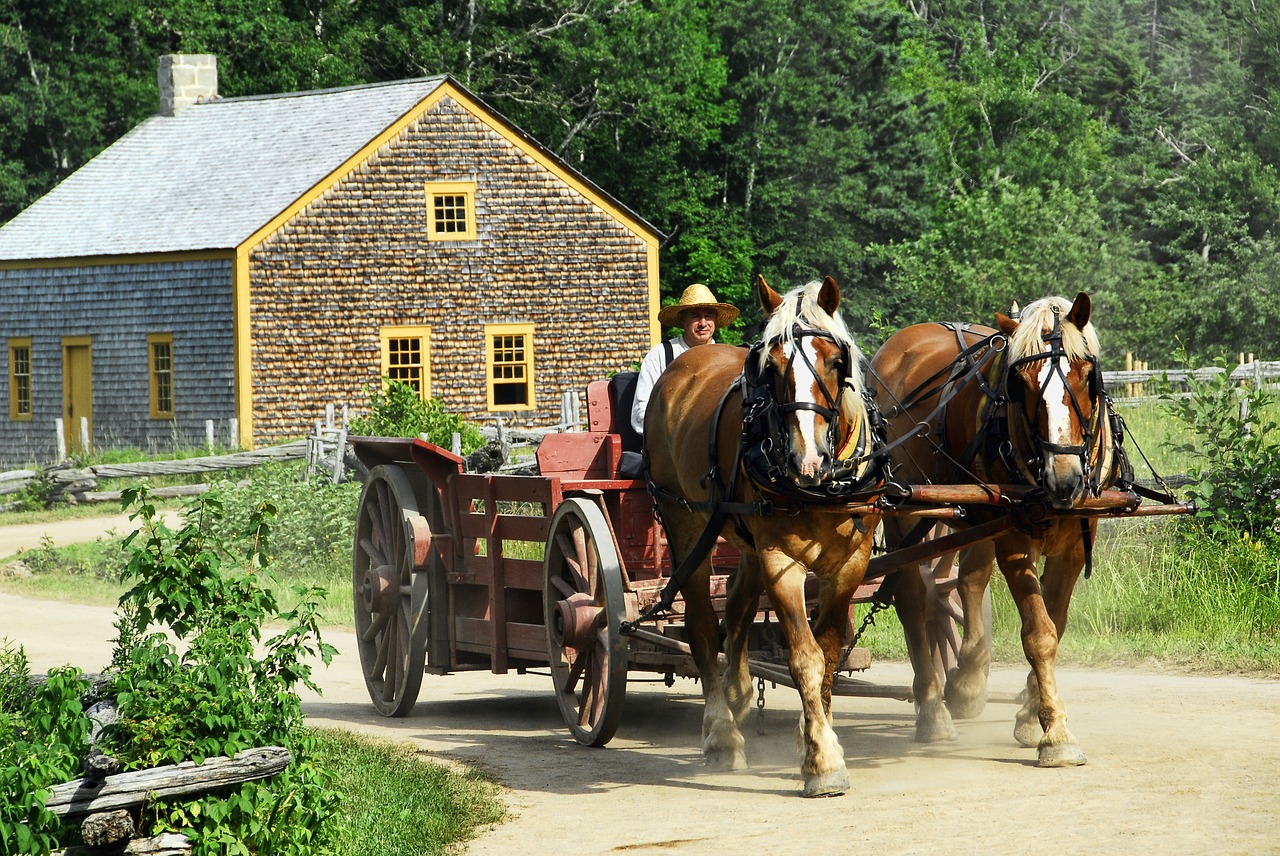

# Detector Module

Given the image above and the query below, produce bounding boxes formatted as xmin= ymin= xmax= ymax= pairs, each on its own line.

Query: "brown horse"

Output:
xmin=869 ymin=293 xmax=1121 ymax=767
xmin=645 ymin=275 xmax=881 ymax=796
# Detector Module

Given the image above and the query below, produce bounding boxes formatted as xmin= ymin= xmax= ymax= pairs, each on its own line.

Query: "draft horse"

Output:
xmin=869 ymin=293 xmax=1123 ymax=767
xmin=644 ymin=275 xmax=881 ymax=796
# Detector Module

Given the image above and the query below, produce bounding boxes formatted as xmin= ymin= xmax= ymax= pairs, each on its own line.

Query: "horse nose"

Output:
xmin=1044 ymin=454 xmax=1085 ymax=509
xmin=795 ymin=447 xmax=829 ymax=486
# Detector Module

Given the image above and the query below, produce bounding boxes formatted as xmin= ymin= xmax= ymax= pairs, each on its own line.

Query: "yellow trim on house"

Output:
xmin=379 ymin=325 xmax=433 ymax=397
xmin=233 ymin=249 xmax=254 ymax=448
xmin=0 ymin=250 xmax=234 ymax=270
xmin=147 ymin=332 xmax=175 ymax=419
xmin=424 ymin=181 xmax=478 ymax=242
xmin=647 ymin=242 xmax=661 ymax=346
xmin=8 ymin=336 xmax=32 ymax=421
xmin=485 ymin=322 xmax=536 ymax=412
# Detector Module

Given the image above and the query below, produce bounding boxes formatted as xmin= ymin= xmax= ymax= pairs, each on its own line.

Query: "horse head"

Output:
xmin=753 ymin=275 xmax=867 ymax=489
xmin=997 ymin=292 xmax=1103 ymax=509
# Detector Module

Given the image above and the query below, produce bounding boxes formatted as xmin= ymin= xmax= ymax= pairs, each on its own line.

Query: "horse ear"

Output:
xmin=1068 ymin=292 xmax=1092 ymax=329
xmin=995 ymin=312 xmax=1019 ymax=336
xmin=818 ymin=276 xmax=840 ymax=316
xmin=757 ymin=274 xmax=783 ymax=316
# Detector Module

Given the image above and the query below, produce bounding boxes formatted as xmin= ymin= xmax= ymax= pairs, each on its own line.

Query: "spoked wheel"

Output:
xmin=353 ymin=465 xmax=434 ymax=717
xmin=922 ymin=528 xmax=992 ymax=682
xmin=543 ymin=497 xmax=628 ymax=747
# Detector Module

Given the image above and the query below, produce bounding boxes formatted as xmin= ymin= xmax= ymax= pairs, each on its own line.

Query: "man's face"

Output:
xmin=681 ymin=309 xmax=717 ymax=346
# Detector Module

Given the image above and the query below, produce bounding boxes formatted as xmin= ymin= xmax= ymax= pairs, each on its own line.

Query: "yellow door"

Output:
xmin=62 ymin=338 xmax=93 ymax=456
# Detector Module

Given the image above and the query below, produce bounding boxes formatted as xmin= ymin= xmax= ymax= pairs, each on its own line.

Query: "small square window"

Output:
xmin=425 ymin=181 xmax=477 ymax=242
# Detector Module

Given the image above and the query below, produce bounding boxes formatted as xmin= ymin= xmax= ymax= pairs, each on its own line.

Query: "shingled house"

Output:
xmin=0 ymin=56 xmax=660 ymax=465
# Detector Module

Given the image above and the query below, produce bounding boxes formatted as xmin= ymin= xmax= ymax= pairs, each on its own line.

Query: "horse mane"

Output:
xmin=1007 ymin=296 xmax=1101 ymax=362
xmin=757 ymin=280 xmax=868 ymax=424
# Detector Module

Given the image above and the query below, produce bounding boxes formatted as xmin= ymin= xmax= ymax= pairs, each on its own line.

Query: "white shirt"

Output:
xmin=631 ymin=335 xmax=712 ymax=435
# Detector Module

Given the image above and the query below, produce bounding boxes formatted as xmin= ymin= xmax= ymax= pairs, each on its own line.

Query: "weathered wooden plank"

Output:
xmin=46 ymin=746 xmax=291 ymax=819
xmin=87 ymin=442 xmax=307 ymax=478
xmin=55 ymin=832 xmax=191 ymax=856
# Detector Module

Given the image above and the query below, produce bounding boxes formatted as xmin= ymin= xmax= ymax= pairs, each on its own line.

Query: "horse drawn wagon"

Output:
xmin=348 ymin=276 xmax=1190 ymax=795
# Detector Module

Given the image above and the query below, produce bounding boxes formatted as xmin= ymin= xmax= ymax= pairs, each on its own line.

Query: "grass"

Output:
xmin=316 ymin=729 xmax=506 ymax=854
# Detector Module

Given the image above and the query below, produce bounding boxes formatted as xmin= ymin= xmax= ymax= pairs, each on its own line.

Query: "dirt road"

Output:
xmin=5 ymin=582 xmax=1278 ymax=856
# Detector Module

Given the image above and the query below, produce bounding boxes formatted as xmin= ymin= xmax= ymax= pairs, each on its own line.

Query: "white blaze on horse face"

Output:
xmin=1037 ymin=357 xmax=1073 ymax=448
xmin=790 ymin=337 xmax=826 ymax=479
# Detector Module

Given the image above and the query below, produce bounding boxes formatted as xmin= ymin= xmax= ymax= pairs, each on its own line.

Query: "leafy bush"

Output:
xmin=210 ymin=462 xmax=359 ymax=583
xmin=0 ymin=656 xmax=91 ymax=856
xmin=348 ymin=379 xmax=485 ymax=453
xmin=1162 ymin=357 xmax=1280 ymax=546
xmin=101 ymin=487 xmax=341 ymax=855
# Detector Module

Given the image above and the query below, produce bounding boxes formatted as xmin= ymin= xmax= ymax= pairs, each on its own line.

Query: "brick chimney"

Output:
xmin=157 ymin=54 xmax=218 ymax=116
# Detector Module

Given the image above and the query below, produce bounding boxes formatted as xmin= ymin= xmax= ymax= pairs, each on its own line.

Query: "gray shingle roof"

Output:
xmin=0 ymin=76 xmax=449 ymax=260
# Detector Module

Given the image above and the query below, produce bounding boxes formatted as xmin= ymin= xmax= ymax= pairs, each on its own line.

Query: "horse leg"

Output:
xmin=722 ymin=552 xmax=764 ymax=725
xmin=1019 ymin=548 xmax=1088 ymax=764
xmin=893 ymin=552 xmax=957 ymax=742
xmin=996 ymin=540 xmax=1086 ymax=767
xmin=761 ymin=548 xmax=849 ymax=797
xmin=681 ymin=561 xmax=747 ymax=771
xmin=810 ymin=534 xmax=875 ymax=722
xmin=944 ymin=540 xmax=996 ymax=719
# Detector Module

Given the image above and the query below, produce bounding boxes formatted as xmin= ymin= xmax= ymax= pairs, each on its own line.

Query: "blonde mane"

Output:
xmin=758 ymin=280 xmax=867 ymax=423
xmin=1007 ymin=296 xmax=1101 ymax=362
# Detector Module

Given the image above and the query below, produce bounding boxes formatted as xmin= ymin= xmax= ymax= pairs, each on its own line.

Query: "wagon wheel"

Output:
xmin=353 ymin=465 xmax=434 ymax=717
xmin=544 ymin=497 xmax=629 ymax=747
xmin=921 ymin=533 xmax=993 ymax=683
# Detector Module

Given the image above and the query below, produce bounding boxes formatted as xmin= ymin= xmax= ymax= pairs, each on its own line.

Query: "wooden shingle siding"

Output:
xmin=0 ymin=260 xmax=236 ymax=466
xmin=247 ymin=95 xmax=651 ymax=444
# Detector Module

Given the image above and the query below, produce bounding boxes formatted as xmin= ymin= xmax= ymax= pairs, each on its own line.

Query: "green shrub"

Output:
xmin=0 ymin=660 xmax=91 ymax=856
xmin=210 ymin=462 xmax=359 ymax=583
xmin=1161 ymin=356 xmax=1280 ymax=547
xmin=102 ymin=487 xmax=341 ymax=855
xmin=348 ymin=379 xmax=485 ymax=453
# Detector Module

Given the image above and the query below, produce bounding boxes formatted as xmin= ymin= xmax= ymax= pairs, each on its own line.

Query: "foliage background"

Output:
xmin=2 ymin=0 xmax=1278 ymax=359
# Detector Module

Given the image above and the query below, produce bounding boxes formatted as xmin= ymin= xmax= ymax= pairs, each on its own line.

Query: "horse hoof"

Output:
xmin=1013 ymin=719 xmax=1044 ymax=748
xmin=914 ymin=703 xmax=957 ymax=742
xmin=705 ymin=748 xmax=748 ymax=771
xmin=1037 ymin=743 xmax=1087 ymax=768
xmin=802 ymin=770 xmax=850 ymax=798
xmin=944 ymin=690 xmax=987 ymax=720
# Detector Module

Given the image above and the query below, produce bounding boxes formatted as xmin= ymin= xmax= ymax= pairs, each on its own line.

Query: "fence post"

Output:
xmin=55 ymin=418 xmax=66 ymax=462
xmin=79 ymin=417 xmax=90 ymax=454
xmin=451 ymin=432 xmax=462 ymax=456
xmin=325 ymin=404 xmax=335 ymax=431
xmin=228 ymin=418 xmax=239 ymax=450
xmin=332 ymin=428 xmax=347 ymax=484
xmin=206 ymin=420 xmax=215 ymax=450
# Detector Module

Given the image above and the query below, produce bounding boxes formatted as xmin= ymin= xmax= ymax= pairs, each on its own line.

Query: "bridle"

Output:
xmin=1001 ymin=305 xmax=1109 ymax=493
xmin=740 ymin=323 xmax=879 ymax=500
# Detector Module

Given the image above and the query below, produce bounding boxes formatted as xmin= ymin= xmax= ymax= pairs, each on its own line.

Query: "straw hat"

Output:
xmin=657 ymin=283 xmax=740 ymax=328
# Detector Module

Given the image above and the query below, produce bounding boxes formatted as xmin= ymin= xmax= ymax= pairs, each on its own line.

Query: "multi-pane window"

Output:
xmin=9 ymin=337 xmax=32 ymax=420
xmin=425 ymin=181 xmax=477 ymax=241
xmin=148 ymin=333 xmax=174 ymax=418
xmin=380 ymin=326 xmax=431 ymax=397
xmin=486 ymin=324 xmax=534 ymax=410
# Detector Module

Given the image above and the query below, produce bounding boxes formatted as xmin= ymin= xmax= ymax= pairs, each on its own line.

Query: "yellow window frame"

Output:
xmin=425 ymin=181 xmax=477 ymax=242
xmin=485 ymin=323 xmax=535 ymax=411
xmin=148 ymin=333 xmax=175 ymax=419
xmin=380 ymin=325 xmax=432 ymax=398
xmin=9 ymin=337 xmax=32 ymax=421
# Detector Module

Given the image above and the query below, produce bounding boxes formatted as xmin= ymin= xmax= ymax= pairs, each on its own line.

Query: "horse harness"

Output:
xmin=625 ymin=327 xmax=884 ymax=631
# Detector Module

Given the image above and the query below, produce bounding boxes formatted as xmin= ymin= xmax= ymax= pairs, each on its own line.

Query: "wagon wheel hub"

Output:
xmin=361 ymin=566 xmax=398 ymax=615
xmin=552 ymin=592 xmax=603 ymax=651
